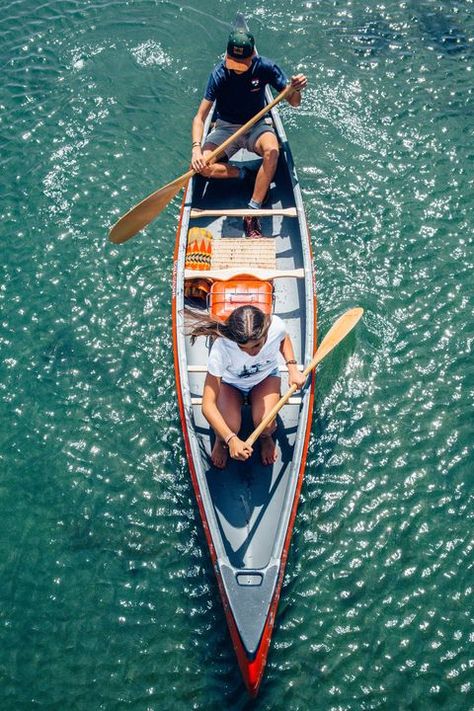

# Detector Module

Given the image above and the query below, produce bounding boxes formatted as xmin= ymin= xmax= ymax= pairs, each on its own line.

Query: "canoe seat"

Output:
xmin=209 ymin=279 xmax=274 ymax=323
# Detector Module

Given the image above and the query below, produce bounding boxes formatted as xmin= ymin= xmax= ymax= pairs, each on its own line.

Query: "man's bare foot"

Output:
xmin=211 ymin=439 xmax=228 ymax=469
xmin=260 ymin=435 xmax=278 ymax=466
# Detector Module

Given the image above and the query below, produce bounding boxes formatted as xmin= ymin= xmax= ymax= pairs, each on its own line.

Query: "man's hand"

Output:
xmin=291 ymin=73 xmax=308 ymax=92
xmin=191 ymin=146 xmax=207 ymax=173
xmin=287 ymin=74 xmax=307 ymax=107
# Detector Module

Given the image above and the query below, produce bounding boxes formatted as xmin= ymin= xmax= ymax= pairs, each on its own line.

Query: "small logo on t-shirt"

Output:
xmin=238 ymin=359 xmax=272 ymax=379
xmin=250 ymin=78 xmax=260 ymax=91
xmin=239 ymin=364 xmax=261 ymax=379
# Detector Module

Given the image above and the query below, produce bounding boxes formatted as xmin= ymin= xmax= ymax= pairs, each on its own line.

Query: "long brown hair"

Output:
xmin=187 ymin=305 xmax=271 ymax=346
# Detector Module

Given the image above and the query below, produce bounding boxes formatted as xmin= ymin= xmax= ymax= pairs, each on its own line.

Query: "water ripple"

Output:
xmin=0 ymin=1 xmax=473 ymax=709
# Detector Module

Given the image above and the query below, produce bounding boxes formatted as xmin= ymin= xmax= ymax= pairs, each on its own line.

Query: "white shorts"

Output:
xmin=204 ymin=117 xmax=276 ymax=158
xmin=222 ymin=367 xmax=280 ymax=395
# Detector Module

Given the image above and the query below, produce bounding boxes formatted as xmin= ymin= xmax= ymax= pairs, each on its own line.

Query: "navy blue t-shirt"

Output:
xmin=204 ymin=56 xmax=288 ymax=124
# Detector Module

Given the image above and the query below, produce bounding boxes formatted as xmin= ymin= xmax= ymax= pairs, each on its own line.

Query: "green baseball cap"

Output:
xmin=226 ymin=30 xmax=255 ymax=70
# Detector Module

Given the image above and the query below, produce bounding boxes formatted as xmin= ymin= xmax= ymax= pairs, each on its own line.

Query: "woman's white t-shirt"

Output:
xmin=207 ymin=315 xmax=287 ymax=389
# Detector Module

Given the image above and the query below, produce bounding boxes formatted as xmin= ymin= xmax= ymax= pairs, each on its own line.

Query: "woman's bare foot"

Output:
xmin=211 ymin=439 xmax=228 ymax=469
xmin=260 ymin=435 xmax=278 ymax=466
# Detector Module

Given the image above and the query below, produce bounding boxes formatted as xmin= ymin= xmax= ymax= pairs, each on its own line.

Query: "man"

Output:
xmin=191 ymin=29 xmax=307 ymax=238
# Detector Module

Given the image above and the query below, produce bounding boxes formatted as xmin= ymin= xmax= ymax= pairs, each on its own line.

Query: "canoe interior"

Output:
xmin=173 ymin=88 xmax=316 ymax=667
xmin=185 ymin=165 xmax=308 ymax=562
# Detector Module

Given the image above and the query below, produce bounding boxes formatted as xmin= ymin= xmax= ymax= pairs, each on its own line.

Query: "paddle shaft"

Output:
xmin=245 ymin=307 xmax=364 ymax=447
xmin=245 ymin=356 xmax=319 ymax=448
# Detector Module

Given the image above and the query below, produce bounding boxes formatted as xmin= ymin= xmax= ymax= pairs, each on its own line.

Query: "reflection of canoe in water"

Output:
xmin=171 ymin=14 xmax=317 ymax=696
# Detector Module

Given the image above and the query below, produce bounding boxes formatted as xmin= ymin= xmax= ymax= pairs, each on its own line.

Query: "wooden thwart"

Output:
xmin=190 ymin=207 xmax=298 ymax=218
xmin=184 ymin=266 xmax=305 ymax=281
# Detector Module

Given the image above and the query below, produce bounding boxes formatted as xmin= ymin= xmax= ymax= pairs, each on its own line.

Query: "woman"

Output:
xmin=190 ymin=305 xmax=306 ymax=468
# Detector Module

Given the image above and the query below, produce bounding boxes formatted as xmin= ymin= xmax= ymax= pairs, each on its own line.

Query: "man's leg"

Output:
xmin=198 ymin=143 xmax=240 ymax=179
xmin=251 ymin=132 xmax=280 ymax=205
xmin=242 ymin=131 xmax=280 ymax=238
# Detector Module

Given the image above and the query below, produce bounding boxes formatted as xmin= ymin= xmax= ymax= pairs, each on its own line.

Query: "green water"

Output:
xmin=1 ymin=1 xmax=473 ymax=709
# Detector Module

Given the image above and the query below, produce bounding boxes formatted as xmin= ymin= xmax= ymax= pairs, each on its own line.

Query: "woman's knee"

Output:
xmin=251 ymin=398 xmax=279 ymax=432
xmin=253 ymin=417 xmax=277 ymax=436
xmin=217 ymin=386 xmax=243 ymax=430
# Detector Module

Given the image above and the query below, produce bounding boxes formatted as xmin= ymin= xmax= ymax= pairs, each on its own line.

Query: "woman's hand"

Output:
xmin=229 ymin=436 xmax=253 ymax=461
xmin=191 ymin=146 xmax=207 ymax=173
xmin=288 ymin=366 xmax=307 ymax=390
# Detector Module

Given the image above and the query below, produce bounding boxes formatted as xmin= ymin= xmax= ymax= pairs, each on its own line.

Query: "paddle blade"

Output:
xmin=306 ymin=307 xmax=364 ymax=374
xmin=108 ymin=173 xmax=190 ymax=244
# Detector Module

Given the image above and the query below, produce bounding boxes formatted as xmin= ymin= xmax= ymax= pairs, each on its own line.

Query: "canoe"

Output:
xmin=171 ymin=15 xmax=317 ymax=696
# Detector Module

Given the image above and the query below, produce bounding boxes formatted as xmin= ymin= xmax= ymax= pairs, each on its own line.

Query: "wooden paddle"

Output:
xmin=246 ymin=307 xmax=364 ymax=447
xmin=108 ymin=84 xmax=293 ymax=244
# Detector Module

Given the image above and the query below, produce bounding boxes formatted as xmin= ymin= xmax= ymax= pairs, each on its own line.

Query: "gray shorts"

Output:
xmin=204 ymin=117 xmax=276 ymax=158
